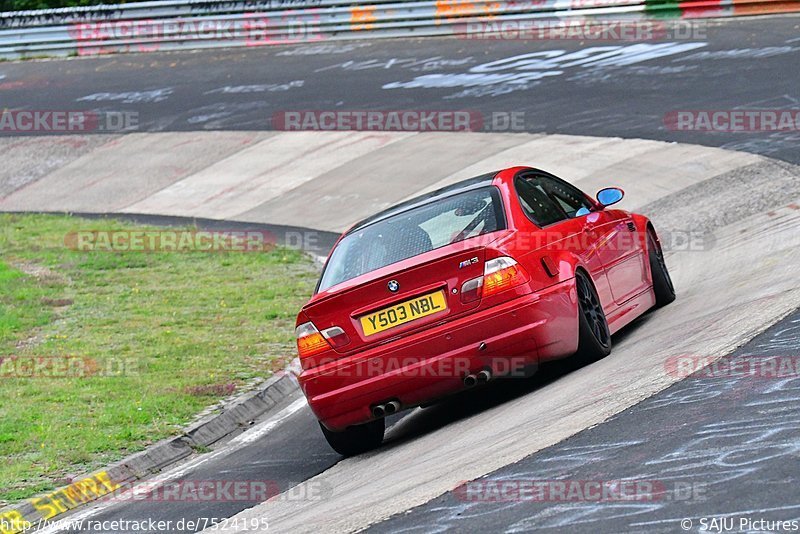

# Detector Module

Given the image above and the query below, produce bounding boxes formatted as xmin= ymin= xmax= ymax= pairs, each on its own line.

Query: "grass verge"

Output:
xmin=0 ymin=213 xmax=318 ymax=503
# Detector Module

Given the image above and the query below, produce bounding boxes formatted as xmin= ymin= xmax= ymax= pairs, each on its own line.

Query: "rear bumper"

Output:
xmin=299 ymin=279 xmax=578 ymax=431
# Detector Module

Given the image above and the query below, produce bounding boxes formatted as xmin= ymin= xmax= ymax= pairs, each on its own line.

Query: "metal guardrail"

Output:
xmin=0 ymin=0 xmax=798 ymax=59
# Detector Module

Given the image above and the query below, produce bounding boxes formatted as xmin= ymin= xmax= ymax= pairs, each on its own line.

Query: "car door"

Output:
xmin=514 ymin=171 xmax=615 ymax=312
xmin=537 ymin=173 xmax=647 ymax=305
xmin=595 ymin=208 xmax=650 ymax=304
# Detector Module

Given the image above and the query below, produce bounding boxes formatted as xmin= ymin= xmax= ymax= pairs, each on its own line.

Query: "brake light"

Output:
xmin=296 ymin=322 xmax=330 ymax=358
xmin=482 ymin=257 xmax=528 ymax=297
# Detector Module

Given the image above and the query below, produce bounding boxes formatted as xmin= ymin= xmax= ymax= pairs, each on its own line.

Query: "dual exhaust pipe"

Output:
xmin=371 ymin=370 xmax=492 ymax=418
xmin=372 ymin=400 xmax=400 ymax=418
xmin=464 ymin=369 xmax=491 ymax=388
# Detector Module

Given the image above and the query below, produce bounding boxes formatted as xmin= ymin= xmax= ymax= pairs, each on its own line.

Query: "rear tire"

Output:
xmin=648 ymin=231 xmax=676 ymax=308
xmin=319 ymin=418 xmax=385 ymax=457
xmin=575 ymin=270 xmax=612 ymax=363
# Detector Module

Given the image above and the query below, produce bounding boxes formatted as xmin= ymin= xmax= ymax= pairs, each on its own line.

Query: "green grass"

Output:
xmin=0 ymin=214 xmax=318 ymax=503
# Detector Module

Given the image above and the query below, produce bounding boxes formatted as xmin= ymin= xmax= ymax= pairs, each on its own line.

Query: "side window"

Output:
xmin=515 ymin=176 xmax=567 ymax=227
xmin=538 ymin=174 xmax=593 ymax=218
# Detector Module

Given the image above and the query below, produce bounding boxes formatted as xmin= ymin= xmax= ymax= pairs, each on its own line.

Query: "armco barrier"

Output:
xmin=0 ymin=0 xmax=798 ymax=60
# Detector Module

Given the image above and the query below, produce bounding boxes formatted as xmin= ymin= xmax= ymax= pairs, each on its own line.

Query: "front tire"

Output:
xmin=648 ymin=231 xmax=676 ymax=308
xmin=319 ymin=419 xmax=385 ymax=456
xmin=575 ymin=270 xmax=612 ymax=363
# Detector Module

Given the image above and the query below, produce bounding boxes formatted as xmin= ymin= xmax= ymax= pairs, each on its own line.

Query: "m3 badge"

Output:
xmin=458 ymin=257 xmax=479 ymax=269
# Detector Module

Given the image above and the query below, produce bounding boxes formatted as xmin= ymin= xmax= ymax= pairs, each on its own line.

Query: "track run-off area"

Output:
xmin=0 ymin=13 xmax=799 ymax=534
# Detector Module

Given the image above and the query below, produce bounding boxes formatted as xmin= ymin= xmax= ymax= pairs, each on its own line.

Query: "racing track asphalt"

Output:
xmin=0 ymin=16 xmax=799 ymax=164
xmin=367 ymin=308 xmax=800 ymax=534
xmin=9 ymin=13 xmax=800 ymax=534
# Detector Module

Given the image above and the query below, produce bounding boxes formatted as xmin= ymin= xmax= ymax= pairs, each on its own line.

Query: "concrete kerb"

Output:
xmin=0 ymin=372 xmax=300 ymax=533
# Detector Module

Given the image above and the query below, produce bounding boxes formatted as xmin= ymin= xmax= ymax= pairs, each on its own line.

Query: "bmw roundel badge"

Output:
xmin=388 ymin=280 xmax=400 ymax=292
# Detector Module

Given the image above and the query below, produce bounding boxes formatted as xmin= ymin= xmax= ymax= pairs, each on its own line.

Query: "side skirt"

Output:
xmin=606 ymin=285 xmax=657 ymax=335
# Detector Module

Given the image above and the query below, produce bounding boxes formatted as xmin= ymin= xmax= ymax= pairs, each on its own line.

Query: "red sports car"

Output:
xmin=295 ymin=166 xmax=675 ymax=455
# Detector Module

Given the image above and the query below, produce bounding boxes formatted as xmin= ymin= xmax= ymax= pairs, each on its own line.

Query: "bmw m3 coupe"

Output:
xmin=295 ymin=166 xmax=675 ymax=455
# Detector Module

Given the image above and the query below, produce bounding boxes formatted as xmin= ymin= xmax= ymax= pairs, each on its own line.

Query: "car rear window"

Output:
xmin=318 ymin=187 xmax=505 ymax=292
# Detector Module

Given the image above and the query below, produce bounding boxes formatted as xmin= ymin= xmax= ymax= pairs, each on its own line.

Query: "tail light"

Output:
xmin=460 ymin=256 xmax=529 ymax=303
xmin=296 ymin=322 xmax=330 ymax=358
xmin=460 ymin=276 xmax=483 ymax=303
xmin=483 ymin=257 xmax=528 ymax=296
xmin=320 ymin=326 xmax=350 ymax=349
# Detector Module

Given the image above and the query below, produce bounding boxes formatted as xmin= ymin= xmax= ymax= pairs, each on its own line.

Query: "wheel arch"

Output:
xmin=635 ymin=214 xmax=662 ymax=254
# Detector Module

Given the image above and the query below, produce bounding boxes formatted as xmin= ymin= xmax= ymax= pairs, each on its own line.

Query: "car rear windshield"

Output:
xmin=318 ymin=186 xmax=505 ymax=292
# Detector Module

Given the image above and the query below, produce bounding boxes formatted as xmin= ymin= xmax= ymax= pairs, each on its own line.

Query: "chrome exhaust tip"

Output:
xmin=477 ymin=370 xmax=491 ymax=384
xmin=463 ymin=374 xmax=478 ymax=388
xmin=372 ymin=404 xmax=386 ymax=418
xmin=385 ymin=400 xmax=400 ymax=415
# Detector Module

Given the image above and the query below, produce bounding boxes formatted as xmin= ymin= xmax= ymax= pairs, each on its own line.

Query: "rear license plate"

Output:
xmin=360 ymin=290 xmax=447 ymax=337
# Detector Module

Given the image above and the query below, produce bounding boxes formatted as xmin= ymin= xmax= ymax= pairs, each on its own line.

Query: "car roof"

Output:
xmin=346 ymin=171 xmax=499 ymax=235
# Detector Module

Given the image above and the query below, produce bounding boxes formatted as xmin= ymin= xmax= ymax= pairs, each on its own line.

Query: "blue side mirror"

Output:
xmin=596 ymin=187 xmax=624 ymax=207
